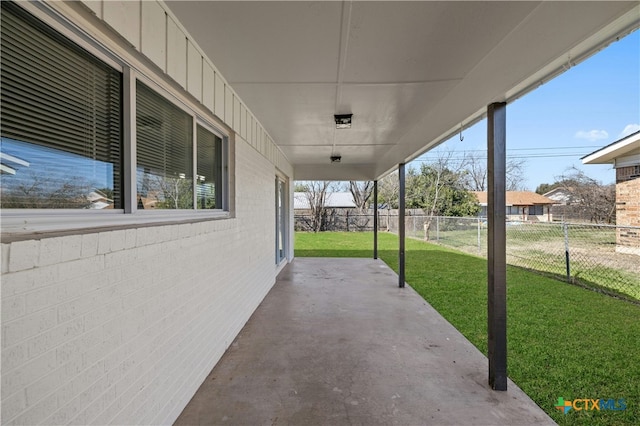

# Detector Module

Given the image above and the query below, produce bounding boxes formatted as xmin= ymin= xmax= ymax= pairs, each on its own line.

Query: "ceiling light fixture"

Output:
xmin=334 ymin=114 xmax=352 ymax=129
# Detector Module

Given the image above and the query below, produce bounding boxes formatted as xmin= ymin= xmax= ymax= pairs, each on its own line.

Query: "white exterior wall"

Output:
xmin=1 ymin=1 xmax=293 ymax=424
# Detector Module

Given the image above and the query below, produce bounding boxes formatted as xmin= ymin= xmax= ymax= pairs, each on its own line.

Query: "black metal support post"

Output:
xmin=399 ymin=164 xmax=406 ymax=288
xmin=487 ymin=102 xmax=507 ymax=391
xmin=563 ymin=223 xmax=571 ymax=282
xmin=373 ymin=180 xmax=378 ymax=259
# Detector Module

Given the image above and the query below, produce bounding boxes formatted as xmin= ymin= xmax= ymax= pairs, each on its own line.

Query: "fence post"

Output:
xmin=478 ymin=217 xmax=481 ymax=255
xmin=436 ymin=216 xmax=440 ymax=241
xmin=563 ymin=222 xmax=571 ymax=282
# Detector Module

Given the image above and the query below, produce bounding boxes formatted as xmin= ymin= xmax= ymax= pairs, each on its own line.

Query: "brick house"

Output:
xmin=1 ymin=1 xmax=637 ymax=424
xmin=583 ymin=130 xmax=640 ymax=255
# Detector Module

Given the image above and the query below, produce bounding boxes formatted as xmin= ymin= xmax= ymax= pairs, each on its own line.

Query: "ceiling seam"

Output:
xmin=229 ymin=78 xmax=463 ymax=86
xmin=332 ymin=0 xmax=354 ymax=156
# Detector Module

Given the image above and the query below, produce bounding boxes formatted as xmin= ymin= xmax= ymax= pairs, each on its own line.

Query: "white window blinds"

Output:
xmin=0 ymin=3 xmax=122 ymax=209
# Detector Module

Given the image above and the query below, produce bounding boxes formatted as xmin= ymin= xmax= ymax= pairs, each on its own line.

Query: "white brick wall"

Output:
xmin=1 ymin=140 xmax=287 ymax=425
xmin=1 ymin=3 xmax=295 ymax=424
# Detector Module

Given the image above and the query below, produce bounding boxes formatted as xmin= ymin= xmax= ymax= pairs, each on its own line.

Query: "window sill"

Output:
xmin=0 ymin=210 xmax=232 ymax=243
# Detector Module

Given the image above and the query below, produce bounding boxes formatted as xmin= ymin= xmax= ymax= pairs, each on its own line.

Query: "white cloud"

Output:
xmin=574 ymin=129 xmax=609 ymax=142
xmin=618 ymin=124 xmax=640 ymax=138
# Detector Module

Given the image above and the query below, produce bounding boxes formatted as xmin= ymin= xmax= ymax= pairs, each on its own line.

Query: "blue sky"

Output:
xmin=412 ymin=29 xmax=640 ymax=191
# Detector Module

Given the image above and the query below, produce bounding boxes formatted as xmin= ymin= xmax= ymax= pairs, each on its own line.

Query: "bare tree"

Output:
xmin=2 ymin=170 xmax=94 ymax=208
xmin=506 ymin=158 xmax=527 ymax=191
xmin=348 ymin=181 xmax=373 ymax=211
xmin=142 ymin=174 xmax=193 ymax=209
xmin=304 ymin=181 xmax=333 ymax=232
xmin=556 ymin=167 xmax=615 ymax=224
xmin=462 ymin=151 xmax=486 ymax=191
xmin=462 ymin=151 xmax=527 ymax=191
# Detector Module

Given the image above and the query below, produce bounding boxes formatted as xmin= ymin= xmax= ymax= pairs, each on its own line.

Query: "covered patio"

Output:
xmin=175 ymin=258 xmax=553 ymax=425
xmin=2 ymin=2 xmax=638 ymax=425
xmin=166 ymin=0 xmax=639 ymax=393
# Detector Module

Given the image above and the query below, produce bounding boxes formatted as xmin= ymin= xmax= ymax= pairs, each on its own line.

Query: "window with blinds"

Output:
xmin=0 ymin=2 xmax=123 ymax=209
xmin=197 ymin=126 xmax=223 ymax=209
xmin=136 ymin=81 xmax=194 ymax=210
xmin=0 ymin=3 xmax=229 ymax=217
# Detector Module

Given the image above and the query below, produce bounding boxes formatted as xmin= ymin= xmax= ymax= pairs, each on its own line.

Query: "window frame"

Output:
xmin=0 ymin=1 xmax=232 ymax=238
xmin=275 ymin=175 xmax=287 ymax=265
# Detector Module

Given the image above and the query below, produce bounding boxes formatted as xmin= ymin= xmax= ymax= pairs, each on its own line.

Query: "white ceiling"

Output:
xmin=165 ymin=1 xmax=639 ymax=180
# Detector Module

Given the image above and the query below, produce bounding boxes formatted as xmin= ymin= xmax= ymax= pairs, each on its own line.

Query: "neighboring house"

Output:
xmin=473 ymin=191 xmax=554 ymax=222
xmin=294 ymin=192 xmax=359 ymax=232
xmin=293 ymin=192 xmax=356 ymax=211
xmin=542 ymin=187 xmax=586 ymax=222
xmin=583 ymin=130 xmax=640 ymax=255
xmin=543 ymin=187 xmax=575 ymax=205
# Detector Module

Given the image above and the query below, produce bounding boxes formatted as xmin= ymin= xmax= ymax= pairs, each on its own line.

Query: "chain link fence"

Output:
xmin=295 ymin=212 xmax=640 ymax=302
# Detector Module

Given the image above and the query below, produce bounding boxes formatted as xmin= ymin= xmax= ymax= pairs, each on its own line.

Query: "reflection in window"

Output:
xmin=1 ymin=139 xmax=115 ymax=209
xmin=197 ymin=126 xmax=223 ymax=209
xmin=0 ymin=3 xmax=122 ymax=208
xmin=136 ymin=82 xmax=193 ymax=210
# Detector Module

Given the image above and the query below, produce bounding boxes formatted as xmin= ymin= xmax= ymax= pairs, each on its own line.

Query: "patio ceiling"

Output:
xmin=165 ymin=1 xmax=639 ymax=181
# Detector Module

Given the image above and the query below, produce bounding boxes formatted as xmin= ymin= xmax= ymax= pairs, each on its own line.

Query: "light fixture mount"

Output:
xmin=334 ymin=114 xmax=352 ymax=129
xmin=330 ymin=155 xmax=342 ymax=163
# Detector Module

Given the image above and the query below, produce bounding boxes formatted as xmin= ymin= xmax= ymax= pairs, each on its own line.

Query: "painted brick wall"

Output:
xmin=2 ymin=2 xmax=294 ymax=423
xmin=616 ymin=177 xmax=640 ymax=255
xmin=1 ymin=140 xmax=286 ymax=424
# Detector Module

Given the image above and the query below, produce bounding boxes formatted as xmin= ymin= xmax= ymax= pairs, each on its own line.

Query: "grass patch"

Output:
xmin=295 ymin=232 xmax=640 ymax=425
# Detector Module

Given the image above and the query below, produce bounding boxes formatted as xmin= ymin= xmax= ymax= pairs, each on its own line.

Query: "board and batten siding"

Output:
xmin=79 ymin=0 xmax=287 ymax=170
xmin=1 ymin=1 xmax=293 ymax=424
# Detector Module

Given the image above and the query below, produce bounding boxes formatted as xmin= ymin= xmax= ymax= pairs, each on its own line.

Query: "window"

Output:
xmin=506 ymin=206 xmax=520 ymax=215
xmin=0 ymin=2 xmax=229 ymax=228
xmin=276 ymin=176 xmax=287 ymax=264
xmin=1 ymin=2 xmax=122 ymax=209
xmin=197 ymin=126 xmax=223 ymax=209
xmin=528 ymin=205 xmax=543 ymax=216
xmin=136 ymin=82 xmax=193 ymax=210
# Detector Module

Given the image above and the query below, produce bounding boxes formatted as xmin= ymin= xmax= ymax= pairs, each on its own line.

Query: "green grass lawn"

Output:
xmin=296 ymin=232 xmax=640 ymax=425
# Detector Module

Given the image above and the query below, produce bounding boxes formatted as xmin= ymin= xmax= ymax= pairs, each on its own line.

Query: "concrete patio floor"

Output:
xmin=175 ymin=258 xmax=554 ymax=425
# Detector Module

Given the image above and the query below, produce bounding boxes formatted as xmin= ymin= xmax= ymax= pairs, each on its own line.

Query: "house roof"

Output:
xmin=165 ymin=1 xmax=639 ymax=181
xmin=472 ymin=191 xmax=554 ymax=206
xmin=542 ymin=187 xmax=574 ymax=204
xmin=294 ymin=192 xmax=356 ymax=209
xmin=582 ymin=130 xmax=640 ymax=165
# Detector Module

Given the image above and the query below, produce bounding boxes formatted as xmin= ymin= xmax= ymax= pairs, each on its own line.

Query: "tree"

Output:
xmin=462 ymin=151 xmax=527 ymax=191
xmin=143 ymin=174 xmax=193 ymax=209
xmin=348 ymin=181 xmax=373 ymax=211
xmin=303 ymin=181 xmax=334 ymax=232
xmin=535 ymin=182 xmax=555 ymax=195
xmin=1 ymin=170 xmax=95 ymax=208
xmin=505 ymin=158 xmax=527 ymax=191
xmin=378 ymin=172 xmax=399 ymax=209
xmin=407 ymin=163 xmax=479 ymax=217
xmin=294 ymin=182 xmax=309 ymax=192
xmin=555 ymin=168 xmax=615 ymax=223
xmin=407 ymin=151 xmax=479 ymax=239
